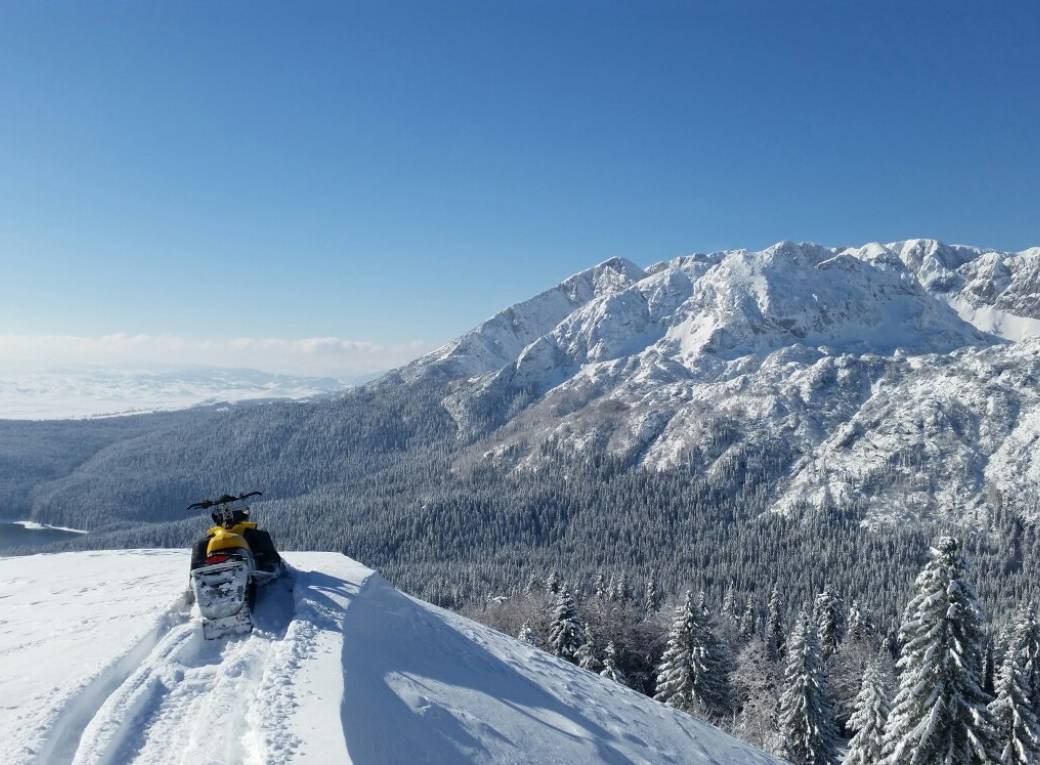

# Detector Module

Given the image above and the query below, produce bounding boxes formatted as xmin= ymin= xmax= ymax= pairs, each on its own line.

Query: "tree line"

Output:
xmin=467 ymin=537 xmax=1040 ymax=764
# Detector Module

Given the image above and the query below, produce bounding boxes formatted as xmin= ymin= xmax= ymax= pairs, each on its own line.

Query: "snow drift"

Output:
xmin=0 ymin=551 xmax=779 ymax=765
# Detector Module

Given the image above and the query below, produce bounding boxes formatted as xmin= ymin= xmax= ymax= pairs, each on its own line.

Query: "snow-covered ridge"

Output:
xmin=403 ymin=239 xmax=1040 ymax=525
xmin=0 ymin=550 xmax=779 ymax=765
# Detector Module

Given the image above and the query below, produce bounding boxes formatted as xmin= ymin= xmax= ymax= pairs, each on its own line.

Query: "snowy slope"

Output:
xmin=0 ymin=551 xmax=780 ymax=765
xmin=392 ymin=239 xmax=1040 ymax=525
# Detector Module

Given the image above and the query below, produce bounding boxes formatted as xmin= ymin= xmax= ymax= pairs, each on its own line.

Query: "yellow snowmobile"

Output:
xmin=188 ymin=491 xmax=284 ymax=639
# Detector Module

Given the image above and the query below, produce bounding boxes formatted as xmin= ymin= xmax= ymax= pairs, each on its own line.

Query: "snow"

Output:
xmin=10 ymin=520 xmax=88 ymax=534
xmin=0 ymin=550 xmax=779 ymax=765
xmin=945 ymin=295 xmax=1040 ymax=342
xmin=405 ymin=239 xmax=1040 ymax=524
xmin=0 ymin=367 xmax=351 ymax=421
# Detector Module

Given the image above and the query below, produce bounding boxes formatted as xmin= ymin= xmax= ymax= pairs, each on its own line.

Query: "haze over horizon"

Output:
xmin=2 ymin=1 xmax=1038 ymax=379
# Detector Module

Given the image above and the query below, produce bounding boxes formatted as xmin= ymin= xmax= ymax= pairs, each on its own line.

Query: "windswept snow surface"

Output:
xmin=0 ymin=551 xmax=779 ymax=765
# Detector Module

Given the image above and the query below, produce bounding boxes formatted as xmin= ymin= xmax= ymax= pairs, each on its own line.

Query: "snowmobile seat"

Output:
xmin=243 ymin=527 xmax=281 ymax=572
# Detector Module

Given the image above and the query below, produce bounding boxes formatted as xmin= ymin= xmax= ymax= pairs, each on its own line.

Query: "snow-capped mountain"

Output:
xmin=0 ymin=366 xmax=352 ymax=420
xmin=407 ymin=239 xmax=1040 ymax=525
xmin=0 ymin=550 xmax=778 ymax=765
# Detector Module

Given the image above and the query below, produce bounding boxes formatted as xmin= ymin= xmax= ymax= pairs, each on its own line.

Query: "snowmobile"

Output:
xmin=188 ymin=491 xmax=284 ymax=639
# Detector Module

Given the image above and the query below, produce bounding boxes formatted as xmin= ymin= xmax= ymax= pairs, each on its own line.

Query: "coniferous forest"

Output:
xmin=5 ymin=379 xmax=1040 ymax=761
xmin=467 ymin=537 xmax=1040 ymax=764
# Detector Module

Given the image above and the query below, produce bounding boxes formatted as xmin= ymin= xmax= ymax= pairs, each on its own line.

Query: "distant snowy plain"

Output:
xmin=0 ymin=367 xmax=352 ymax=420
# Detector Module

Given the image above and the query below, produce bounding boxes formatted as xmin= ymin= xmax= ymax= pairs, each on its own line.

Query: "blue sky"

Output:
xmin=1 ymin=1 xmax=1038 ymax=375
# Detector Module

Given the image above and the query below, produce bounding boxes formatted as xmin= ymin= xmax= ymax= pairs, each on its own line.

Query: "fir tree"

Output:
xmin=593 ymin=570 xmax=607 ymax=599
xmin=881 ymin=618 xmax=900 ymax=662
xmin=696 ymin=590 xmax=710 ymax=618
xmin=813 ymin=585 xmax=845 ymax=659
xmin=989 ymin=611 xmax=1040 ymax=765
xmin=545 ymin=569 xmax=561 ymax=595
xmin=518 ymin=622 xmax=536 ymax=646
xmin=722 ymin=582 xmax=739 ymax=627
xmin=881 ymin=537 xmax=998 ymax=765
xmin=547 ymin=586 xmax=584 ymax=662
xmin=1016 ymin=606 xmax=1040 ymax=719
xmin=576 ymin=627 xmax=602 ymax=673
xmin=739 ymin=594 xmax=757 ymax=641
xmin=654 ymin=590 xmax=733 ymax=719
xmin=777 ymin=607 xmax=839 ymax=765
xmin=600 ymin=641 xmax=626 ymax=685
xmin=524 ymin=574 xmax=542 ymax=595
xmin=984 ymin=636 xmax=997 ymax=697
xmin=842 ymin=658 xmax=890 ymax=765
xmin=644 ymin=570 xmax=661 ymax=617
xmin=847 ymin=598 xmax=867 ymax=642
xmin=611 ymin=572 xmax=631 ymax=603
xmin=767 ymin=583 xmax=786 ymax=663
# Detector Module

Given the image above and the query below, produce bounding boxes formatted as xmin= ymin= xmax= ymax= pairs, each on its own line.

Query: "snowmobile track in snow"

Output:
xmin=33 ymin=574 xmax=299 ymax=765
xmin=29 ymin=593 xmax=195 ymax=765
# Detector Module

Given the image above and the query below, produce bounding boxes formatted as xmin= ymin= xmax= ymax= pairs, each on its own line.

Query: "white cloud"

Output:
xmin=0 ymin=333 xmax=433 ymax=378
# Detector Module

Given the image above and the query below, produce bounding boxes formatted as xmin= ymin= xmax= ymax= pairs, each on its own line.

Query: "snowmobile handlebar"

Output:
xmin=186 ymin=491 xmax=262 ymax=512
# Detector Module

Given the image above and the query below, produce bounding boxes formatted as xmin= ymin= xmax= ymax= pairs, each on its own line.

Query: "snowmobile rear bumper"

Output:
xmin=201 ymin=607 xmax=253 ymax=640
xmin=191 ymin=559 xmax=253 ymax=639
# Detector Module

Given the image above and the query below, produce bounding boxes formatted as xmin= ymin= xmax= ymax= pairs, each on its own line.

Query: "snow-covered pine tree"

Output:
xmin=777 ymin=607 xmax=840 ymax=765
xmin=881 ymin=536 xmax=998 ymax=765
xmin=600 ymin=641 xmax=626 ymax=685
xmin=654 ymin=590 xmax=733 ymax=719
xmin=881 ymin=618 xmax=900 ymax=662
xmin=767 ymin=583 xmax=786 ymax=663
xmin=611 ymin=572 xmax=631 ymax=603
xmin=644 ymin=570 xmax=661 ymax=617
xmin=518 ymin=622 xmax=537 ymax=646
xmin=576 ymin=627 xmax=602 ymax=673
xmin=696 ymin=590 xmax=710 ymax=618
xmin=593 ymin=570 xmax=608 ymax=599
xmin=547 ymin=586 xmax=585 ymax=662
xmin=739 ymin=594 xmax=757 ymax=641
xmin=984 ymin=636 xmax=997 ymax=697
xmin=847 ymin=599 xmax=867 ymax=642
xmin=842 ymin=658 xmax=890 ymax=765
xmin=989 ymin=609 xmax=1040 ymax=764
xmin=1017 ymin=606 xmax=1040 ymax=719
xmin=722 ymin=582 xmax=739 ymax=627
xmin=545 ymin=569 xmax=561 ymax=595
xmin=731 ymin=636 xmax=783 ymax=754
xmin=524 ymin=574 xmax=542 ymax=594
xmin=813 ymin=585 xmax=845 ymax=659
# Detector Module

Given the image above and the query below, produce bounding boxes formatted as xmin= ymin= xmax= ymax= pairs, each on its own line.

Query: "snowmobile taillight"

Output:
xmin=204 ymin=553 xmax=232 ymax=565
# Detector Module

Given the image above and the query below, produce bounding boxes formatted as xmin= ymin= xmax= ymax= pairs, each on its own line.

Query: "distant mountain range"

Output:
xmin=5 ymin=238 xmax=1039 ymax=539
xmin=402 ymin=239 xmax=1040 ymax=525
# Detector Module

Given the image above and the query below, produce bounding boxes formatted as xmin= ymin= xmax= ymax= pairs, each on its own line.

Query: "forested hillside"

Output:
xmin=5 ymin=239 xmax=1040 ymax=631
